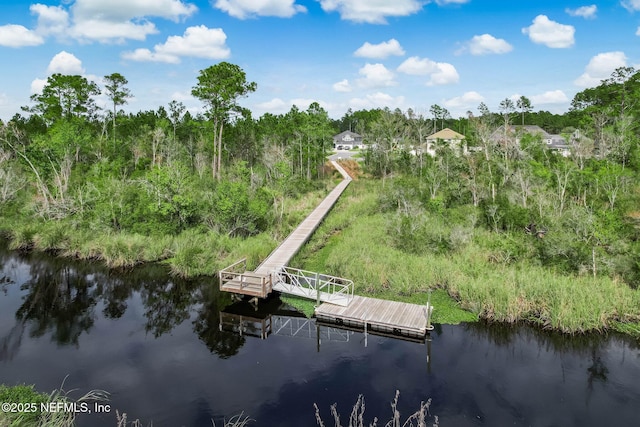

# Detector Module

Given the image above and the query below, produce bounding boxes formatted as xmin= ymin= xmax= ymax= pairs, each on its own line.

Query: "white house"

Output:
xmin=424 ymin=128 xmax=466 ymax=156
xmin=333 ymin=130 xmax=363 ymax=150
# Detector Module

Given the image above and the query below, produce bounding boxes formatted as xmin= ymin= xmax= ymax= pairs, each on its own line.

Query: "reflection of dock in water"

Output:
xmin=219 ymin=298 xmax=434 ymax=371
xmin=219 ymin=298 xmax=431 ymax=345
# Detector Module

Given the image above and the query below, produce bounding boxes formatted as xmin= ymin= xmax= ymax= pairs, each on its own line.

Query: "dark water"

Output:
xmin=1 ymin=244 xmax=640 ymax=427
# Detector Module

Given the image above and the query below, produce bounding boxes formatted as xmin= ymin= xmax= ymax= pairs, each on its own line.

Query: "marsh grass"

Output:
xmin=293 ymin=180 xmax=640 ymax=334
xmin=0 ymin=381 xmax=108 ymax=427
xmin=314 ymin=391 xmax=437 ymax=427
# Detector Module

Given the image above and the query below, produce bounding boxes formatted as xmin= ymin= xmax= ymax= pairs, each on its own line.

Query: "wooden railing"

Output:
xmin=219 ymin=258 xmax=272 ymax=298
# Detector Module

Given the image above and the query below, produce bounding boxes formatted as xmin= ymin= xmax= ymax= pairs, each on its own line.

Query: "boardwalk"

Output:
xmin=254 ymin=161 xmax=352 ymax=275
xmin=220 ymin=160 xmax=352 ymax=298
xmin=219 ymin=158 xmax=432 ymax=339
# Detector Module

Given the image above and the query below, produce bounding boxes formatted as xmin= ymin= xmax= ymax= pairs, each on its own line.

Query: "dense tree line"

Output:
xmin=2 ymin=62 xmax=640 ymax=288
xmin=0 ymin=63 xmax=341 ymax=238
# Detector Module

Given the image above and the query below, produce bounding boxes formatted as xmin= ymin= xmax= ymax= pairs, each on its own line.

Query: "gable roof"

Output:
xmin=333 ymin=130 xmax=362 ymax=141
xmin=426 ymin=128 xmax=465 ymax=140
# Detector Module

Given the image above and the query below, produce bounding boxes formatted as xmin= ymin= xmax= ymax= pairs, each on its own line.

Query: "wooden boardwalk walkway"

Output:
xmin=219 ymin=159 xmax=433 ymax=339
xmin=220 ymin=160 xmax=351 ymax=298
xmin=254 ymin=161 xmax=352 ymax=276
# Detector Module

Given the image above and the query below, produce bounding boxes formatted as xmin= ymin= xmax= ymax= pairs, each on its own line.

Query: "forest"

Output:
xmin=1 ymin=62 xmax=640 ymax=333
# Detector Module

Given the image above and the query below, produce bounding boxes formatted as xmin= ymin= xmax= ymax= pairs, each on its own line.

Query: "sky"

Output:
xmin=0 ymin=0 xmax=639 ymax=122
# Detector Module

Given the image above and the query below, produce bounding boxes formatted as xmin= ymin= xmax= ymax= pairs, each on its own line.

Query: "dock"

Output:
xmin=315 ymin=296 xmax=430 ymax=340
xmin=219 ymin=159 xmax=433 ymax=339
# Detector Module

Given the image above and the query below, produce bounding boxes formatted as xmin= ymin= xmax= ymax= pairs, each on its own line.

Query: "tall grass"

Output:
xmin=295 ymin=180 xmax=640 ymax=334
xmin=314 ymin=391 xmax=438 ymax=427
xmin=0 ymin=381 xmax=108 ymax=427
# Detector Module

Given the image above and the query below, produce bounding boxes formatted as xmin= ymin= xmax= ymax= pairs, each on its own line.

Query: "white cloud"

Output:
xmin=565 ymin=5 xmax=597 ymax=19
xmin=122 ymin=26 xmax=230 ymax=63
xmin=522 ymin=15 xmax=575 ymax=48
xmin=531 ymin=90 xmax=569 ymax=104
xmin=256 ymin=98 xmax=288 ymax=111
xmin=353 ymin=39 xmax=405 ymax=59
xmin=621 ymin=0 xmax=640 ymax=12
xmin=71 ymin=0 xmax=197 ymax=22
xmin=463 ymin=34 xmax=513 ymax=55
xmin=333 ymin=79 xmax=352 ymax=92
xmin=397 ymin=56 xmax=459 ymax=85
xmin=443 ymin=91 xmax=484 ymax=109
xmin=0 ymin=25 xmax=44 ymax=47
xmin=70 ymin=0 xmax=197 ymax=42
xmin=317 ymin=0 xmax=424 ymax=24
xmin=574 ymin=51 xmax=628 ymax=87
xmin=349 ymin=92 xmax=405 ymax=110
xmin=30 ymin=4 xmax=70 ymax=37
xmin=30 ymin=78 xmax=48 ymax=95
xmin=214 ymin=0 xmax=306 ymax=18
xmin=71 ymin=19 xmax=158 ymax=42
xmin=47 ymin=51 xmax=85 ymax=74
xmin=356 ymin=63 xmax=396 ymax=88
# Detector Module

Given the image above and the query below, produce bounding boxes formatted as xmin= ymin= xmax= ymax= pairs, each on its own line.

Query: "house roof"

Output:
xmin=333 ymin=130 xmax=362 ymax=140
xmin=426 ymin=128 xmax=465 ymax=140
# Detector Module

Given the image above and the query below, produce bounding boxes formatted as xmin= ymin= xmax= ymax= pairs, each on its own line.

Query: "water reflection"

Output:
xmin=2 ymin=242 xmax=640 ymax=427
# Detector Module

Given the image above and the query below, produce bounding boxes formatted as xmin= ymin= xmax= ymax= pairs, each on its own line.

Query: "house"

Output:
xmin=424 ymin=128 xmax=466 ymax=156
xmin=490 ymin=125 xmax=570 ymax=157
xmin=333 ymin=130 xmax=363 ymax=150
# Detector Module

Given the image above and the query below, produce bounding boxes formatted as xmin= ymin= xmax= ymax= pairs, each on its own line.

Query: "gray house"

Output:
xmin=333 ymin=130 xmax=363 ymax=150
xmin=490 ymin=125 xmax=570 ymax=156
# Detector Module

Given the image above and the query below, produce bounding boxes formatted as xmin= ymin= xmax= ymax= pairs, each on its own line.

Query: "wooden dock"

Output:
xmin=315 ymin=296 xmax=430 ymax=339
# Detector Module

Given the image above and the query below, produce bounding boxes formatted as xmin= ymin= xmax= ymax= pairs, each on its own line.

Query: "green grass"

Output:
xmin=291 ymin=179 xmax=640 ymax=334
xmin=0 ymin=383 xmax=108 ymax=427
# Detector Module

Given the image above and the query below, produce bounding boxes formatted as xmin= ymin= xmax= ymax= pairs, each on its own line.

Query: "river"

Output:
xmin=1 ymin=243 xmax=639 ymax=426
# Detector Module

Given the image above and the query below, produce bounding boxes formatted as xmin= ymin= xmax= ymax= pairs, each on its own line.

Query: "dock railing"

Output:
xmin=275 ymin=266 xmax=354 ymax=305
xmin=219 ymin=258 xmax=272 ymax=298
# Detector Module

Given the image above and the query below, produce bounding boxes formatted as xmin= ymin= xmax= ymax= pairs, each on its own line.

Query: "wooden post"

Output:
xmin=426 ymin=290 xmax=434 ymax=331
xmin=316 ymin=272 xmax=320 ymax=307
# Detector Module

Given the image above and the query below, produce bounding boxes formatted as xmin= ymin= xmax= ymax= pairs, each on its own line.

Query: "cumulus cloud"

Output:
xmin=0 ymin=25 xmax=44 ymax=47
xmin=30 ymin=78 xmax=48 ymax=95
xmin=397 ymin=56 xmax=459 ymax=86
xmin=574 ymin=51 xmax=628 ymax=87
xmin=349 ymin=92 xmax=405 ymax=110
xmin=462 ymin=34 xmax=513 ymax=55
xmin=621 ymin=0 xmax=640 ymax=12
xmin=353 ymin=39 xmax=405 ymax=59
xmin=214 ymin=0 xmax=306 ymax=18
xmin=317 ymin=0 xmax=424 ymax=24
xmin=122 ymin=26 xmax=230 ymax=63
xmin=356 ymin=63 xmax=396 ymax=88
xmin=522 ymin=15 xmax=575 ymax=48
xmin=531 ymin=90 xmax=569 ymax=104
xmin=443 ymin=91 xmax=484 ymax=109
xmin=565 ymin=5 xmax=597 ymax=19
xmin=47 ymin=51 xmax=85 ymax=74
xmin=256 ymin=98 xmax=288 ymax=111
xmin=333 ymin=79 xmax=352 ymax=92
xmin=30 ymin=4 xmax=70 ymax=37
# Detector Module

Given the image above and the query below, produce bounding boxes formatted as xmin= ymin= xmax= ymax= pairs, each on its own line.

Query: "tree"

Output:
xmin=29 ymin=74 xmax=100 ymax=124
xmin=191 ymin=62 xmax=257 ymax=180
xmin=168 ymin=100 xmax=186 ymax=143
xmin=516 ymin=96 xmax=533 ymax=125
xmin=103 ymin=73 xmax=132 ymax=145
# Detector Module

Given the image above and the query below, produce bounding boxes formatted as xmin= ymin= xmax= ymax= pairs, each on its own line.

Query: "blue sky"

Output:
xmin=1 ymin=0 xmax=639 ymax=122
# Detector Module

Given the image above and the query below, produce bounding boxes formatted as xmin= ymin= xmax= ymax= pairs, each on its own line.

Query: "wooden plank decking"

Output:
xmin=315 ymin=296 xmax=429 ymax=338
xmin=253 ymin=160 xmax=352 ymax=276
